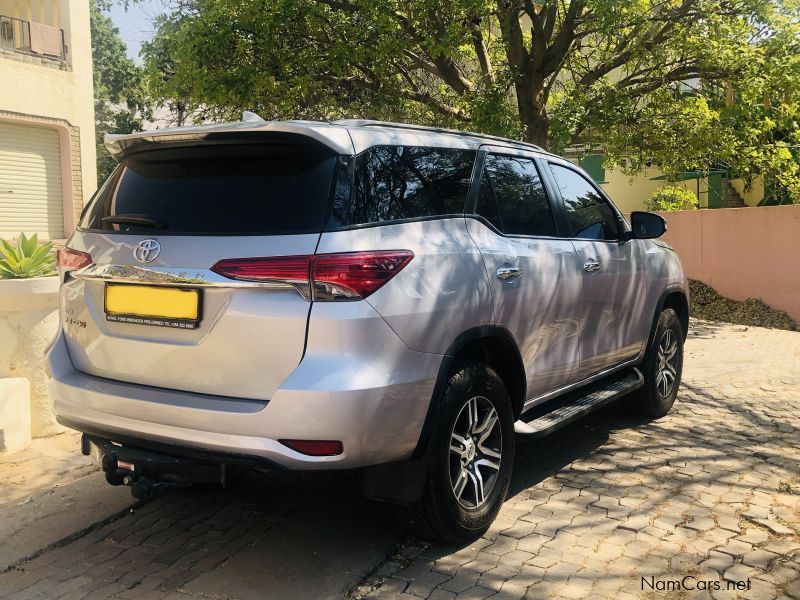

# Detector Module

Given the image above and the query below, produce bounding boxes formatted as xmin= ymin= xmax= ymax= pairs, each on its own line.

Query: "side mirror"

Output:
xmin=630 ymin=211 xmax=667 ymax=239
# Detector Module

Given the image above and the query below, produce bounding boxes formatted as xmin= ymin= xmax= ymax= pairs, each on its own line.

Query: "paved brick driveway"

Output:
xmin=1 ymin=320 xmax=798 ymax=599
xmin=361 ymin=321 xmax=800 ymax=600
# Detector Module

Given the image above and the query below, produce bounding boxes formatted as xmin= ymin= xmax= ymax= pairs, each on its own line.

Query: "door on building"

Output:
xmin=0 ymin=121 xmax=64 ymax=239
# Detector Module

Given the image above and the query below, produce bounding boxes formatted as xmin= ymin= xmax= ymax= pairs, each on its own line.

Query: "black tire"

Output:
xmin=104 ymin=470 xmax=125 ymax=486
xmin=625 ymin=307 xmax=684 ymax=418
xmin=396 ymin=361 xmax=514 ymax=544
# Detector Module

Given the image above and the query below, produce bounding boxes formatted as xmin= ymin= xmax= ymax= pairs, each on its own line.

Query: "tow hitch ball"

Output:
xmin=100 ymin=452 xmax=189 ymax=500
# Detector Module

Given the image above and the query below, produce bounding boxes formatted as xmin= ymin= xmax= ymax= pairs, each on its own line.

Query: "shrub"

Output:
xmin=645 ymin=185 xmax=698 ymax=212
xmin=0 ymin=233 xmax=57 ymax=279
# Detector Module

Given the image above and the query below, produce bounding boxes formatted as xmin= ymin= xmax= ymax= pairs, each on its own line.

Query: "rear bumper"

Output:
xmin=47 ymin=301 xmax=443 ymax=470
xmin=81 ymin=431 xmax=272 ymax=482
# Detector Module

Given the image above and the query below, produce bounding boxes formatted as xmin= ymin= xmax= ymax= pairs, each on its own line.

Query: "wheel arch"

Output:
xmin=649 ymin=286 xmax=689 ymax=350
xmin=414 ymin=326 xmax=526 ymax=456
xmin=360 ymin=325 xmax=526 ymax=506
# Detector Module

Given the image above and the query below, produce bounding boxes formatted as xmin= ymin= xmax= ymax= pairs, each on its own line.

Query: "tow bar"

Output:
xmin=82 ymin=434 xmax=228 ymax=500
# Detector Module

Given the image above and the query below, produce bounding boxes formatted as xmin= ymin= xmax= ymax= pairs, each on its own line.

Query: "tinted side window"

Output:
xmin=475 ymin=154 xmax=556 ymax=237
xmin=327 ymin=146 xmax=475 ymax=227
xmin=549 ymin=163 xmax=620 ymax=240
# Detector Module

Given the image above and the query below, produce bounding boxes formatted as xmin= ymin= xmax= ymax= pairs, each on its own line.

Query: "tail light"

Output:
xmin=57 ymin=247 xmax=93 ymax=271
xmin=312 ymin=251 xmax=414 ymax=300
xmin=210 ymin=255 xmax=311 ymax=296
xmin=211 ymin=250 xmax=413 ymax=301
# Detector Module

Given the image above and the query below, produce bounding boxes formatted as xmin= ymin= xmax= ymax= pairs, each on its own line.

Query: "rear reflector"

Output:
xmin=279 ymin=439 xmax=344 ymax=456
xmin=211 ymin=250 xmax=413 ymax=301
xmin=57 ymin=247 xmax=93 ymax=271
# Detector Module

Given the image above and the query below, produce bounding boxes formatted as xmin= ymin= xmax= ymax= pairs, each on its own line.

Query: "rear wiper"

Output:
xmin=102 ymin=214 xmax=167 ymax=229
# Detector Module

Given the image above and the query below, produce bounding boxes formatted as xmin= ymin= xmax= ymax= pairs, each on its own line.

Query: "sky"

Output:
xmin=103 ymin=0 xmax=166 ymax=64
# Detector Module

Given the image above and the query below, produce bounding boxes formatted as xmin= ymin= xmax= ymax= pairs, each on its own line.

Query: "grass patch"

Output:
xmin=778 ymin=481 xmax=800 ymax=495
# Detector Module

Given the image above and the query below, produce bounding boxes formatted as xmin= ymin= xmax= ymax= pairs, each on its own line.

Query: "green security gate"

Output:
xmin=650 ymin=170 xmax=728 ymax=208
xmin=578 ymin=154 xmax=607 ymax=184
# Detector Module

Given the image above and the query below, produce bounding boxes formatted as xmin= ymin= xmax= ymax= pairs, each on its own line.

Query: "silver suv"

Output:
xmin=48 ymin=118 xmax=688 ymax=543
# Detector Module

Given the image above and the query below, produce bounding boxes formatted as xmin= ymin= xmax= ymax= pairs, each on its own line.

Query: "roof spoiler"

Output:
xmin=104 ymin=120 xmax=354 ymax=161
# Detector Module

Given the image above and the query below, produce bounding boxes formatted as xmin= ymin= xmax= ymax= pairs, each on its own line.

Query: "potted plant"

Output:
xmin=0 ymin=233 xmax=61 ymax=438
xmin=0 ymin=233 xmax=56 ymax=279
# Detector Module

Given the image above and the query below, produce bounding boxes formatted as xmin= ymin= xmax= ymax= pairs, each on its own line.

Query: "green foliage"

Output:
xmin=779 ymin=481 xmax=800 ymax=495
xmin=0 ymin=233 xmax=56 ymax=279
xmin=91 ymin=0 xmax=153 ymax=182
xmin=645 ymin=185 xmax=698 ymax=212
xmin=140 ymin=0 xmax=800 ymax=202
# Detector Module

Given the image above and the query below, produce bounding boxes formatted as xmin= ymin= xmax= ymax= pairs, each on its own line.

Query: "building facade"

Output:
xmin=0 ymin=0 xmax=96 ymax=240
xmin=566 ymin=152 xmax=769 ymax=213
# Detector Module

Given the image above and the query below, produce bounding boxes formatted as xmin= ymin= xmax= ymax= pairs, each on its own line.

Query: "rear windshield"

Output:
xmin=80 ymin=144 xmax=337 ymax=235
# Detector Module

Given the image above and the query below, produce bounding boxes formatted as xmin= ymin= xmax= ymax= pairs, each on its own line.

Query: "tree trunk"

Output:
xmin=515 ymin=74 xmax=550 ymax=150
xmin=524 ymin=113 xmax=550 ymax=149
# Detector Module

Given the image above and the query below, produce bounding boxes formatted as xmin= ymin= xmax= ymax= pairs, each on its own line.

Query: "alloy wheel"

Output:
xmin=655 ymin=328 xmax=679 ymax=398
xmin=449 ymin=396 xmax=502 ymax=509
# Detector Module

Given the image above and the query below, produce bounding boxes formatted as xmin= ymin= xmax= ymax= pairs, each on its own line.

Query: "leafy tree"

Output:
xmin=140 ymin=13 xmax=206 ymax=127
xmin=142 ymin=0 xmax=800 ymax=200
xmin=646 ymin=185 xmax=698 ymax=212
xmin=91 ymin=0 xmax=152 ymax=182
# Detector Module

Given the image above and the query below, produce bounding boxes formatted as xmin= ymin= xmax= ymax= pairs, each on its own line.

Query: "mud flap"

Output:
xmin=359 ymin=453 xmax=430 ymax=506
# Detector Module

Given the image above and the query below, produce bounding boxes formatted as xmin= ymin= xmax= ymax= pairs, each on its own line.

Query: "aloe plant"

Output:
xmin=0 ymin=233 xmax=57 ymax=279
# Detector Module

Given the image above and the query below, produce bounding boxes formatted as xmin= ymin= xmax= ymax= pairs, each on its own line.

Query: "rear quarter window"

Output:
xmin=327 ymin=145 xmax=476 ymax=228
xmin=80 ymin=144 xmax=337 ymax=235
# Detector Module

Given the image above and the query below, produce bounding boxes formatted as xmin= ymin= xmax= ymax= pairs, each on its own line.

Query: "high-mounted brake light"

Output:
xmin=57 ymin=247 xmax=93 ymax=271
xmin=210 ymin=250 xmax=413 ymax=301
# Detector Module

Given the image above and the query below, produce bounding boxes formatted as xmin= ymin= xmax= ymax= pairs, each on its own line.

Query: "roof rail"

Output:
xmin=333 ymin=119 xmax=545 ymax=152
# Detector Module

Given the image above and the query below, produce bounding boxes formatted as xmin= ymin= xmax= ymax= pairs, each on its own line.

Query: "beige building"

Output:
xmin=564 ymin=151 xmax=770 ymax=213
xmin=0 ymin=0 xmax=96 ymax=240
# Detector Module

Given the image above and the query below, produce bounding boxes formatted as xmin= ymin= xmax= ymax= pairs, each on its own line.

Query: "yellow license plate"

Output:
xmin=104 ymin=284 xmax=201 ymax=329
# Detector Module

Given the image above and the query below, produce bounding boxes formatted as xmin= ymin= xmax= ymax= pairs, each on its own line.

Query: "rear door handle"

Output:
xmin=583 ymin=258 xmax=602 ymax=273
xmin=496 ymin=265 xmax=522 ymax=281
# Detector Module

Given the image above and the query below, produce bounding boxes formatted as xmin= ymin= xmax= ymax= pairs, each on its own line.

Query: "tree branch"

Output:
xmin=319 ymin=73 xmax=467 ymax=120
xmin=469 ymin=18 xmax=495 ymax=84
xmin=403 ymin=49 xmax=441 ymax=78
xmin=392 ymin=8 xmax=475 ymax=94
xmin=540 ymin=0 xmax=584 ymax=76
xmin=576 ymin=0 xmax=699 ymax=87
xmin=496 ymin=0 xmax=528 ymax=73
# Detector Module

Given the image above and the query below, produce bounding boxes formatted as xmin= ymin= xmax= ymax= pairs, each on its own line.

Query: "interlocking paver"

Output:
xmin=2 ymin=320 xmax=799 ymax=599
xmin=352 ymin=321 xmax=799 ymax=599
xmin=405 ymin=571 xmax=452 ymax=597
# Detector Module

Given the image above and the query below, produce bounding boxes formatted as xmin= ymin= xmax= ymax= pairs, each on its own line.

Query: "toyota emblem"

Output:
xmin=133 ymin=239 xmax=161 ymax=263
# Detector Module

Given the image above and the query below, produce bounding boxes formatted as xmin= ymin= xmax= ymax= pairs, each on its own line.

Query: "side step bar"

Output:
xmin=515 ymin=368 xmax=644 ymax=439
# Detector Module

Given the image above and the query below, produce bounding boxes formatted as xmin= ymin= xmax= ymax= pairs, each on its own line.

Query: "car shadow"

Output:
xmin=509 ymin=401 xmax=649 ymax=498
xmin=55 ymin=389 xmax=748 ymax=599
